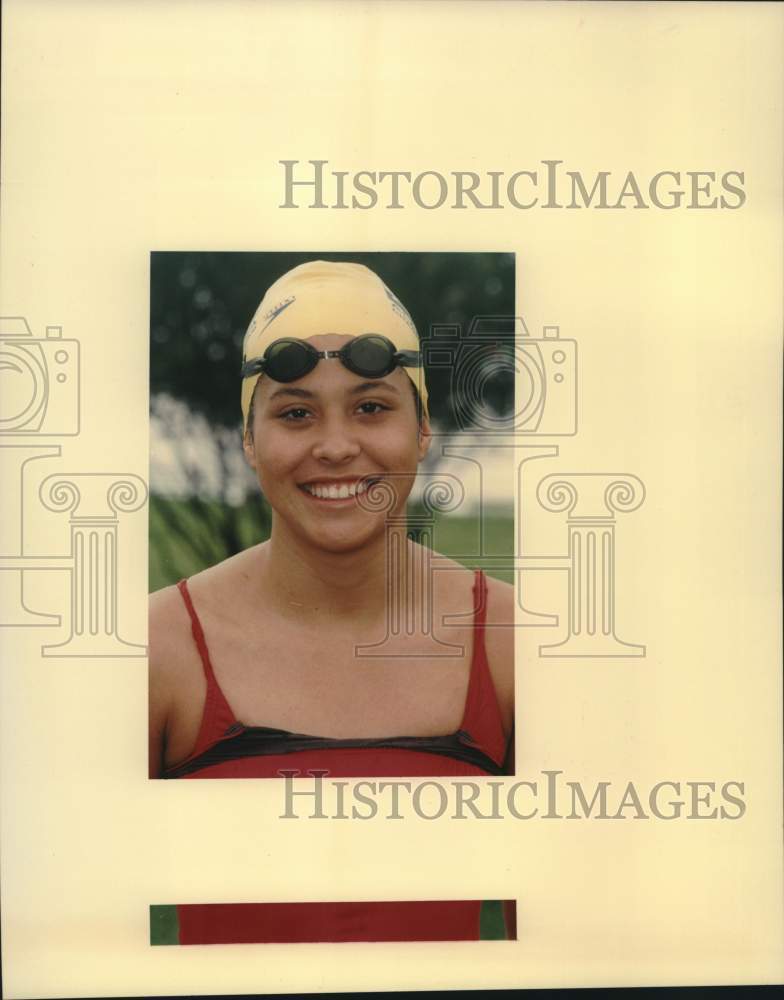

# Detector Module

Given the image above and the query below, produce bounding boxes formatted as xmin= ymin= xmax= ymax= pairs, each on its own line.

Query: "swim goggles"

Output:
xmin=240 ymin=333 xmax=421 ymax=384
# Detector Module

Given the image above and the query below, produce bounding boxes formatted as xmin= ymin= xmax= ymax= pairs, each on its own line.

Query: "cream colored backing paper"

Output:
xmin=1 ymin=1 xmax=782 ymax=995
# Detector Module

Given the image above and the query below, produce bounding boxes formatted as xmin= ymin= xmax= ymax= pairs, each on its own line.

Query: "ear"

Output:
xmin=416 ymin=414 xmax=432 ymax=463
xmin=242 ymin=427 xmax=257 ymax=470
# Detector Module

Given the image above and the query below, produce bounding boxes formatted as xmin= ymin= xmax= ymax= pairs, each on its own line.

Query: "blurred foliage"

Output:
xmin=149 ymin=493 xmax=272 ymax=590
xmin=150 ymin=251 xmax=516 ymax=431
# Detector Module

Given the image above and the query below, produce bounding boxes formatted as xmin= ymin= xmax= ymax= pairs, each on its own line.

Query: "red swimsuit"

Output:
xmin=164 ymin=568 xmax=511 ymax=942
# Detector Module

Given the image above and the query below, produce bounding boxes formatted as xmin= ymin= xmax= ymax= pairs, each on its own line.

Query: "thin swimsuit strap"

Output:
xmin=176 ymin=578 xmax=238 ymax=749
xmin=173 ymin=568 xmax=507 ymax=769
xmin=461 ymin=568 xmax=507 ymax=764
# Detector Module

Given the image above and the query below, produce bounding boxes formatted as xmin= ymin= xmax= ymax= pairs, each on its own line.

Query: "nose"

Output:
xmin=310 ymin=415 xmax=362 ymax=464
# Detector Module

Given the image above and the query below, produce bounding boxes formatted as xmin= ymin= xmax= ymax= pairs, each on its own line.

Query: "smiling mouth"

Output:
xmin=299 ymin=477 xmax=382 ymax=500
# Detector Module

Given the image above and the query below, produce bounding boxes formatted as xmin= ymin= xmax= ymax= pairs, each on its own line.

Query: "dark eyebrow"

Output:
xmin=349 ymin=380 xmax=401 ymax=396
xmin=267 ymin=386 xmax=316 ymax=401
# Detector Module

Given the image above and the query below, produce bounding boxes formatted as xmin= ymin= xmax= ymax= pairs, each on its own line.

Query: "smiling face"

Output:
xmin=243 ymin=334 xmax=431 ymax=554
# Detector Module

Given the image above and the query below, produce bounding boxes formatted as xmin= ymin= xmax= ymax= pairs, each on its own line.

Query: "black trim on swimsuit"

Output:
xmin=163 ymin=725 xmax=506 ymax=778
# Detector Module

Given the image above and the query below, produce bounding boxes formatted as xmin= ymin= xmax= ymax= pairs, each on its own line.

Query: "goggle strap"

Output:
xmin=393 ymin=350 xmax=421 ymax=368
xmin=240 ymin=358 xmax=266 ymax=378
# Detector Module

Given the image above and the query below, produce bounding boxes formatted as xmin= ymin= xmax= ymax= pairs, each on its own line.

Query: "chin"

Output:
xmin=299 ymin=512 xmax=388 ymax=554
xmin=302 ymin=527 xmax=378 ymax=555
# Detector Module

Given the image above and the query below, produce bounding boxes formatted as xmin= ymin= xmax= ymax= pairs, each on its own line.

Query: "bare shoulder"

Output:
xmin=149 ymin=546 xmax=265 ymax=682
xmin=148 ymin=583 xmax=201 ymax=715
xmin=180 ymin=544 xmax=264 ymax=617
xmin=149 ymin=583 xmax=192 ymax=669
xmin=482 ymin=574 xmax=516 ymax=736
xmin=148 ymin=545 xmax=262 ymax=682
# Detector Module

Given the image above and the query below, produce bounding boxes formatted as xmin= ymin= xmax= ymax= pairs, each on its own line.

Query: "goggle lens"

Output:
xmin=265 ymin=339 xmax=317 ymax=382
xmin=343 ymin=335 xmax=395 ymax=376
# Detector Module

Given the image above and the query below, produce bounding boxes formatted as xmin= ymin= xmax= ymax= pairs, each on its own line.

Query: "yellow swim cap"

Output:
xmin=241 ymin=260 xmax=428 ymax=431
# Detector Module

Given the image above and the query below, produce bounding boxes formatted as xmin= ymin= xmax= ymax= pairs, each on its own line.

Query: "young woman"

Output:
xmin=148 ymin=260 xmax=516 ymax=941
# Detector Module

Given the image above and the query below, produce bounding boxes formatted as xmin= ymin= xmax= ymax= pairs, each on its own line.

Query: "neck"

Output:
xmin=258 ymin=518 xmax=423 ymax=627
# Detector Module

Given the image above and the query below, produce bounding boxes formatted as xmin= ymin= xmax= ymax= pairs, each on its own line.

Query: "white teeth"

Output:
xmin=302 ymin=479 xmax=373 ymax=499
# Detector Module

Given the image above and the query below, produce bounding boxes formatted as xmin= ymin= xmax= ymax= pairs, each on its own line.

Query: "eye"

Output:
xmin=356 ymin=400 xmax=391 ymax=416
xmin=279 ymin=406 xmax=312 ymax=422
